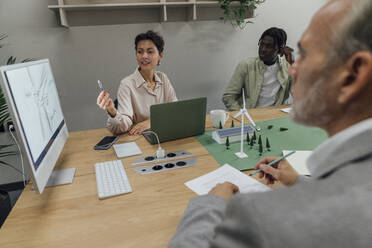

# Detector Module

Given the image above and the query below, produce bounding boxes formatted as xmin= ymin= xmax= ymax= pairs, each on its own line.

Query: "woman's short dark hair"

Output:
xmin=259 ymin=27 xmax=287 ymax=49
xmin=135 ymin=30 xmax=165 ymax=53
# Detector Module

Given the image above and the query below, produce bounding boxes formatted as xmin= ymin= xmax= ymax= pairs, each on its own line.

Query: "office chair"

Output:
xmin=0 ymin=190 xmax=10 ymax=228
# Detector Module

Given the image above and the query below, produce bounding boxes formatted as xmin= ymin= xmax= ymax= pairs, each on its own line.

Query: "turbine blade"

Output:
xmin=242 ymin=89 xmax=246 ymax=109
xmin=234 ymin=110 xmax=243 ymax=119
xmin=244 ymin=111 xmax=256 ymax=126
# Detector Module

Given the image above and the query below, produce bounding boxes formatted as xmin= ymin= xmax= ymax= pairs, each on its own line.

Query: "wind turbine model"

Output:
xmin=233 ymin=89 xmax=260 ymax=158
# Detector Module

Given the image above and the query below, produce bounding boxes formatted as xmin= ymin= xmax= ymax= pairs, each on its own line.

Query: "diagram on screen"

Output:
xmin=26 ymin=65 xmax=60 ymax=141
xmin=6 ymin=63 xmax=64 ymax=166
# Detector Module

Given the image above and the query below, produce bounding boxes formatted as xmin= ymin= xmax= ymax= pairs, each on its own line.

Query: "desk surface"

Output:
xmin=0 ymin=105 xmax=289 ymax=248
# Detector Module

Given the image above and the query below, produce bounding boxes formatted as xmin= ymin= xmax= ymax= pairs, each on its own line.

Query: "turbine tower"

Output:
xmin=233 ymin=88 xmax=259 ymax=158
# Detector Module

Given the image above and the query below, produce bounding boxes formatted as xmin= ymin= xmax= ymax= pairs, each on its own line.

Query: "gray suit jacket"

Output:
xmin=169 ymin=123 xmax=372 ymax=248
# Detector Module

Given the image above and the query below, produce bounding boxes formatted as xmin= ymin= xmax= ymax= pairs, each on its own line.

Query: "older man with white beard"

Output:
xmin=168 ymin=0 xmax=372 ymax=247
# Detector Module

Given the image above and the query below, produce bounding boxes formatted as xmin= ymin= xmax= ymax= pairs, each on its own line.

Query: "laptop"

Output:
xmin=143 ymin=97 xmax=207 ymax=144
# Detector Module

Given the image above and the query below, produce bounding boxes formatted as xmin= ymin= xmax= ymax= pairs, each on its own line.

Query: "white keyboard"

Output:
xmin=94 ymin=160 xmax=132 ymax=199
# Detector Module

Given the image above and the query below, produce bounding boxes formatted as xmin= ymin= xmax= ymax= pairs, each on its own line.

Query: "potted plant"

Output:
xmin=218 ymin=0 xmax=265 ymax=29
xmin=0 ymin=89 xmax=17 ymax=171
xmin=0 ymin=34 xmax=31 ymax=173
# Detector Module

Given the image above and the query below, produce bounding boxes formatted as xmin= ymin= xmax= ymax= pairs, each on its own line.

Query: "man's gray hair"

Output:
xmin=331 ymin=0 xmax=372 ymax=64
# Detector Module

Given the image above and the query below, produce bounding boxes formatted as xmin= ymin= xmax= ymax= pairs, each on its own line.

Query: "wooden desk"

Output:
xmin=0 ymin=105 xmax=289 ymax=248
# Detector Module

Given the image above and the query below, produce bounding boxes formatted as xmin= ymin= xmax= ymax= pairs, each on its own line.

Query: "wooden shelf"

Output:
xmin=48 ymin=0 xmax=244 ymax=27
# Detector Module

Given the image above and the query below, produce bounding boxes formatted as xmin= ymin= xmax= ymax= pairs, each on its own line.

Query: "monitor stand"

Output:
xmin=31 ymin=168 xmax=76 ymax=190
xmin=45 ymin=168 xmax=76 ymax=188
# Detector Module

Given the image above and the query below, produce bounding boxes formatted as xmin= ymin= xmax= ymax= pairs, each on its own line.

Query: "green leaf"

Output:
xmin=0 ymin=34 xmax=7 ymax=41
xmin=6 ymin=56 xmax=13 ymax=65
xmin=0 ymin=144 xmax=13 ymax=149
xmin=7 ymin=56 xmax=17 ymax=65
xmin=0 ymin=161 xmax=23 ymax=175
xmin=22 ymin=58 xmax=34 ymax=63
xmin=218 ymin=0 xmax=264 ymax=29
xmin=0 ymin=160 xmax=12 ymax=166
xmin=0 ymin=152 xmax=17 ymax=157
xmin=0 ymin=33 xmax=32 ymax=169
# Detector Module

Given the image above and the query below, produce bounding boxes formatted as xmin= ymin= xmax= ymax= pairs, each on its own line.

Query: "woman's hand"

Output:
xmin=97 ymin=91 xmax=116 ymax=117
xmin=128 ymin=119 xmax=150 ymax=135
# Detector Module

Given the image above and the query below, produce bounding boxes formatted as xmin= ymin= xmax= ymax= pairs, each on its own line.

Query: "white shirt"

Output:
xmin=256 ymin=62 xmax=281 ymax=108
xmin=106 ymin=68 xmax=178 ymax=135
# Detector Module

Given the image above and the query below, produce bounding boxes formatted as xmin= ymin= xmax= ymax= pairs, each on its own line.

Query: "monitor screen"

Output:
xmin=0 ymin=59 xmax=68 ymax=193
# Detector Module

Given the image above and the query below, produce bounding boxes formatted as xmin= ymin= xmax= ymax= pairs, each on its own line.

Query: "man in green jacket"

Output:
xmin=222 ymin=27 xmax=293 ymax=110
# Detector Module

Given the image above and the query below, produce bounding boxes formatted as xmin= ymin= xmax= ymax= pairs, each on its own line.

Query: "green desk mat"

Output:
xmin=196 ymin=116 xmax=328 ymax=171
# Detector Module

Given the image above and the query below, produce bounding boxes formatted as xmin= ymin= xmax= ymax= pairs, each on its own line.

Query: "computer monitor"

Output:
xmin=0 ymin=59 xmax=70 ymax=194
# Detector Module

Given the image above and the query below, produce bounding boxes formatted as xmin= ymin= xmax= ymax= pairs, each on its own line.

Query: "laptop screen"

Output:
xmin=143 ymin=97 xmax=207 ymax=144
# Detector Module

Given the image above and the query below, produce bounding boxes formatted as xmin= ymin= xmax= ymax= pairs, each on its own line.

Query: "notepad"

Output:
xmin=113 ymin=142 xmax=142 ymax=158
xmin=185 ymin=164 xmax=271 ymax=195
xmin=283 ymin=150 xmax=312 ymax=175
xmin=280 ymin=107 xmax=291 ymax=113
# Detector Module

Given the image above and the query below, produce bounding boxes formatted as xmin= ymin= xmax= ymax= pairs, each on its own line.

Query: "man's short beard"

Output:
xmin=290 ymin=76 xmax=334 ymax=128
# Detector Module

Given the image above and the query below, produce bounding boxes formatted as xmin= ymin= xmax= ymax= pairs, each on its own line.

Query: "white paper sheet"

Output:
xmin=283 ymin=150 xmax=312 ymax=175
xmin=185 ymin=164 xmax=271 ymax=195
xmin=280 ymin=107 xmax=291 ymax=113
xmin=113 ymin=142 xmax=142 ymax=158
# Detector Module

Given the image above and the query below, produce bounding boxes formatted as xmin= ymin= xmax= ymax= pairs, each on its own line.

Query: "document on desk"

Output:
xmin=283 ymin=150 xmax=312 ymax=175
xmin=185 ymin=164 xmax=271 ymax=195
xmin=280 ymin=107 xmax=292 ymax=113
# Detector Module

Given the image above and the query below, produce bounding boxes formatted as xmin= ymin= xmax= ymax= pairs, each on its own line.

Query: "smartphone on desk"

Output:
xmin=94 ymin=136 xmax=118 ymax=150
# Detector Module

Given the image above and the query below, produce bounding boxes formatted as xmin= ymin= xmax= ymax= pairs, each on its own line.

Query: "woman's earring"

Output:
xmin=157 ymin=61 xmax=161 ymax=66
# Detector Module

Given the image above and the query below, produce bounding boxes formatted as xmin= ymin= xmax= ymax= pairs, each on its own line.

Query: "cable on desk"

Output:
xmin=8 ymin=125 xmax=27 ymax=187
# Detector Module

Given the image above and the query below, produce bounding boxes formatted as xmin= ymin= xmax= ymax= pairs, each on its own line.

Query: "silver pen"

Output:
xmin=97 ymin=80 xmax=104 ymax=92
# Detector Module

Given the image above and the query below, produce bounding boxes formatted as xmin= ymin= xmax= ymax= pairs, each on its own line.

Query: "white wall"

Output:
xmin=0 ymin=0 xmax=325 ymax=184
